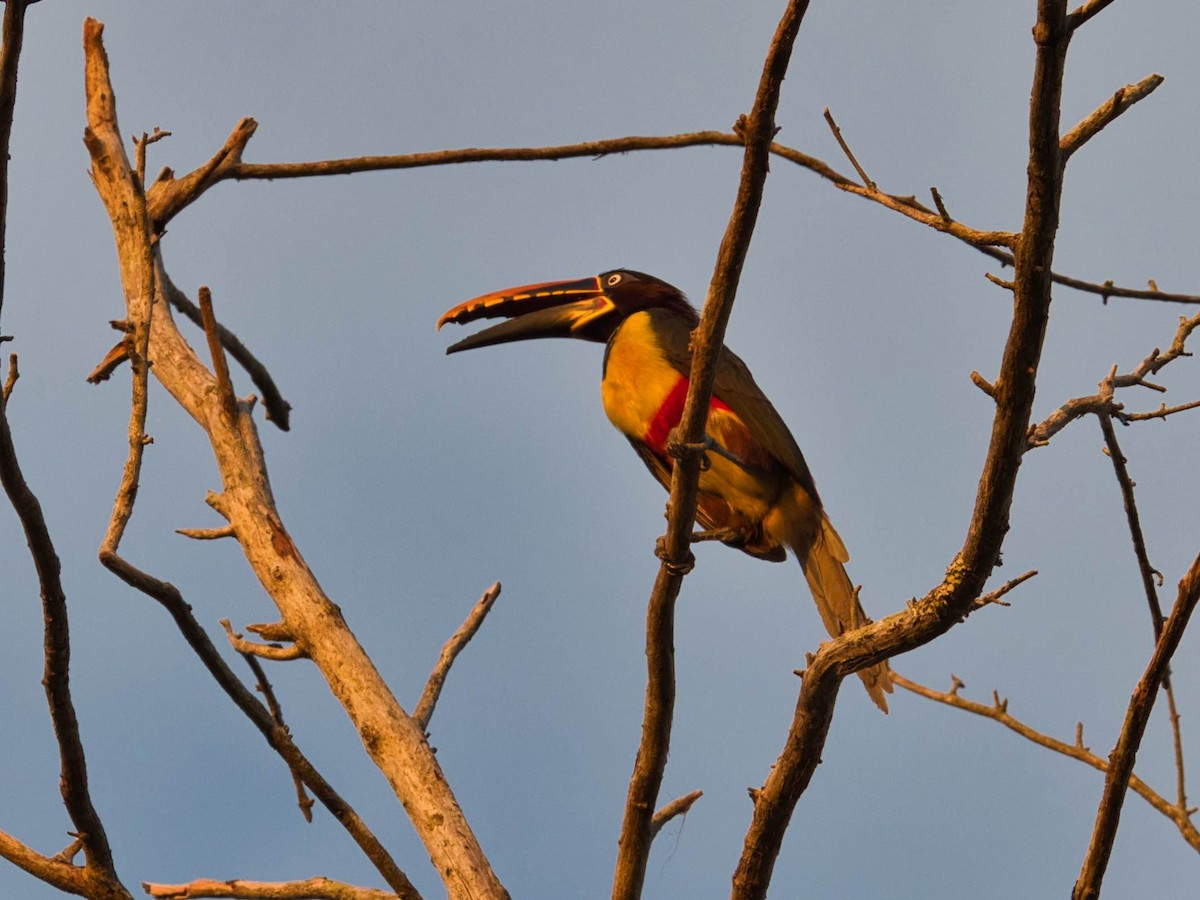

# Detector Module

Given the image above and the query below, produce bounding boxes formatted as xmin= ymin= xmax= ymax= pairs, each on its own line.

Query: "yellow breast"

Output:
xmin=600 ymin=311 xmax=684 ymax=442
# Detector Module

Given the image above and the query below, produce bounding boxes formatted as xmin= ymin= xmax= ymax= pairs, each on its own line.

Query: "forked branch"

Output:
xmin=83 ymin=18 xmax=493 ymax=899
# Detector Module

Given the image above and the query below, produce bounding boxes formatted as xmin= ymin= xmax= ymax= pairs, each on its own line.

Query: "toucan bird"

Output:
xmin=437 ymin=269 xmax=893 ymax=712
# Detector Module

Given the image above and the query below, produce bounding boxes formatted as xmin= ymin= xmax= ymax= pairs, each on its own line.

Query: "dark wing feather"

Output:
xmin=648 ymin=309 xmax=822 ymax=504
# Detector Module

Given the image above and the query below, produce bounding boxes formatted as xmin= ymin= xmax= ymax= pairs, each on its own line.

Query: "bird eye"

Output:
xmin=606 ymin=273 xmax=622 ymax=287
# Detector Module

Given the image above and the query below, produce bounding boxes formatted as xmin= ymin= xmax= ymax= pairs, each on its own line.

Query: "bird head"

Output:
xmin=436 ymin=269 xmax=698 ymax=354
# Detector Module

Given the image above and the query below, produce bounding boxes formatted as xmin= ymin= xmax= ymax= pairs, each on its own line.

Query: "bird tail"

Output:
xmin=794 ymin=511 xmax=894 ymax=713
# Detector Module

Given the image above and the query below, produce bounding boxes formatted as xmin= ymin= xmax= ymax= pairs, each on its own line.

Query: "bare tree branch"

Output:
xmin=1060 ymin=74 xmax=1163 ymax=162
xmin=1074 ymin=553 xmax=1200 ymax=898
xmin=220 ymin=619 xmax=308 ymax=661
xmin=730 ymin=4 xmax=1074 ymax=895
xmin=650 ymin=791 xmax=703 ymax=839
xmin=83 ymin=19 xmax=492 ymax=898
xmin=177 ymin=524 xmax=236 ymax=540
xmin=1027 ymin=311 xmax=1200 ymax=447
xmin=161 ymin=273 xmax=292 ymax=431
xmin=892 ymin=674 xmax=1199 ymax=852
xmin=1067 ymin=0 xmax=1117 ymax=31
xmin=143 ymin=877 xmax=396 ymax=900
xmin=135 ymin=122 xmax=1198 ymax=310
xmin=0 ymin=0 xmax=30 ymax=337
xmin=414 ymin=582 xmax=502 ymax=732
xmin=240 ymin=653 xmax=315 ymax=823
xmin=613 ymin=4 xmax=812 ymax=897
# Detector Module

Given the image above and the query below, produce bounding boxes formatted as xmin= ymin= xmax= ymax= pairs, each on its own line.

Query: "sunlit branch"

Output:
xmin=143 ymin=876 xmax=397 ymax=900
xmin=414 ymin=582 xmax=502 ymax=732
xmin=1074 ymin=554 xmax=1200 ymax=898
xmin=892 ymin=673 xmax=1199 ymax=852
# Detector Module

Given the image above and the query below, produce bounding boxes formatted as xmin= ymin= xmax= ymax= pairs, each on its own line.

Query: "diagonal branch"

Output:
xmin=84 ymin=19 xmax=493 ymax=898
xmin=1060 ymin=74 xmax=1163 ymax=163
xmin=892 ymin=673 xmax=1199 ymax=852
xmin=1098 ymin=413 xmax=1190 ymax=816
xmin=414 ymin=582 xmax=501 ymax=732
xmin=1074 ymin=553 xmax=1200 ymax=898
xmin=162 ymin=272 xmax=292 ymax=431
xmin=612 ymin=4 xmax=812 ymax=899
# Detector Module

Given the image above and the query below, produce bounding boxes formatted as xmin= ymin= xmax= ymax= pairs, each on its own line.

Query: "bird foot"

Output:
xmin=654 ymin=536 xmax=696 ymax=576
xmin=690 ymin=527 xmax=743 ymax=544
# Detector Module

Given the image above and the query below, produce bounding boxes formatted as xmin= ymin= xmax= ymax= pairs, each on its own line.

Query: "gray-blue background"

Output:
xmin=1 ymin=3 xmax=1196 ymax=897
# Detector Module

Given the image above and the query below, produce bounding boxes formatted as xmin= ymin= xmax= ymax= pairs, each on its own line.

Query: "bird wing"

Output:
xmin=648 ymin=309 xmax=822 ymax=504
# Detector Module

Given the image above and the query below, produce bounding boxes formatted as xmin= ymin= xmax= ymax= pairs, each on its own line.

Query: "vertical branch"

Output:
xmin=611 ymin=3 xmax=812 ymax=899
xmin=0 ymin=5 xmax=132 ymax=898
xmin=731 ymin=2 xmax=1073 ymax=897
xmin=0 ymin=0 xmax=29 ymax=337
xmin=1073 ymin=554 xmax=1200 ymax=899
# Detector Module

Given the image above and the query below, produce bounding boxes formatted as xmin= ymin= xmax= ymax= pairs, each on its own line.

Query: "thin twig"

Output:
xmin=414 ymin=582 xmax=501 ymax=732
xmin=1060 ymin=75 xmax=1163 ymax=163
xmin=241 ymin=653 xmax=315 ymax=823
xmin=176 ymin=524 xmax=236 ymax=540
xmin=2 ymin=351 xmax=15 ymax=404
xmin=133 ymin=126 xmax=171 ymax=188
xmin=968 ymin=569 xmax=1038 ymax=611
xmin=221 ymin=619 xmax=308 ymax=661
xmin=161 ymin=273 xmax=292 ymax=430
xmin=1067 ymin=0 xmax=1117 ymax=31
xmin=650 ymin=790 xmax=703 ymax=838
xmin=892 ymin=673 xmax=1199 ymax=852
xmin=822 ymin=107 xmax=875 ymax=190
xmin=1028 ymin=312 xmax=1200 ymax=447
xmin=198 ymin=285 xmax=238 ymax=424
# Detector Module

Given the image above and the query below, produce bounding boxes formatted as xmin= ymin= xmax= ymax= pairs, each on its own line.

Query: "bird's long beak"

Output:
xmin=436 ymin=276 xmax=616 ymax=353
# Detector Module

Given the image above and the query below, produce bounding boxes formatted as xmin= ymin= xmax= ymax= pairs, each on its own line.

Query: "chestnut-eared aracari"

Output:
xmin=437 ymin=269 xmax=892 ymax=712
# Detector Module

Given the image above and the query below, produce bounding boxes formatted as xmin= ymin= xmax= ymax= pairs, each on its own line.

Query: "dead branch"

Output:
xmin=968 ymin=569 xmax=1038 ymax=612
xmin=1027 ymin=312 xmax=1200 ymax=447
xmin=612 ymin=4 xmax=812 ymax=898
xmin=650 ymin=790 xmax=704 ymax=838
xmin=414 ymin=582 xmax=502 ymax=732
xmin=83 ymin=19 xmax=494 ymax=898
xmin=1060 ymin=74 xmax=1163 ymax=162
xmin=102 ymin=554 xmax=416 ymax=897
xmin=220 ymin=619 xmax=308 ymax=661
xmin=130 ymin=122 xmax=1196 ymax=309
xmin=892 ymin=674 xmax=1199 ymax=852
xmin=161 ymin=273 xmax=292 ymax=430
xmin=0 ymin=398 xmax=135 ymax=896
xmin=822 ymin=107 xmax=874 ymax=189
xmin=0 ymin=0 xmax=28 ymax=336
xmin=1074 ymin=553 xmax=1200 ymax=898
xmin=143 ymin=877 xmax=396 ymax=900
xmin=177 ymin=524 xmax=236 ymax=540
xmin=240 ymin=653 xmax=315 ymax=823
xmin=731 ymin=4 xmax=1073 ymax=896
xmin=1067 ymin=0 xmax=1116 ymax=31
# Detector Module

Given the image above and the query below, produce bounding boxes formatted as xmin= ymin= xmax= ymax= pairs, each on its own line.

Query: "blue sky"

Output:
xmin=1 ymin=3 xmax=1197 ymax=897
